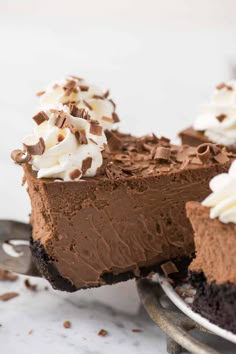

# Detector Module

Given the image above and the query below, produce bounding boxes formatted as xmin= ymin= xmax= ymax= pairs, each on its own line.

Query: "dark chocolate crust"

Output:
xmin=190 ymin=272 xmax=236 ymax=334
xmin=30 ymin=236 xmax=190 ymax=292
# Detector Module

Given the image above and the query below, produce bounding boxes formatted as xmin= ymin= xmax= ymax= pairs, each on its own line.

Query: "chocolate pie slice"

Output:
xmin=12 ymin=76 xmax=233 ymax=291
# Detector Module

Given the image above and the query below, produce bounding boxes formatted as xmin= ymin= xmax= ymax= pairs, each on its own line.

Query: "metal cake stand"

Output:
xmin=0 ymin=220 xmax=229 ymax=354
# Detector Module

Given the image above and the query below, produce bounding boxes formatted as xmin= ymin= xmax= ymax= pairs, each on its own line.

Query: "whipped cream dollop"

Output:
xmin=22 ymin=105 xmax=107 ymax=181
xmin=193 ymin=81 xmax=236 ymax=146
xmin=202 ymin=160 xmax=236 ymax=223
xmin=38 ymin=76 xmax=119 ymax=130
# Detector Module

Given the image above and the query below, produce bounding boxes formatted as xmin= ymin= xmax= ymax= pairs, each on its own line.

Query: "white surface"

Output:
xmin=158 ymin=275 xmax=236 ymax=345
xmin=1 ymin=2 xmax=236 ymax=353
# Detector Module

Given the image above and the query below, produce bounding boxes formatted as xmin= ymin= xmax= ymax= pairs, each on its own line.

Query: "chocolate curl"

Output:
xmin=154 ymin=147 xmax=171 ymax=161
xmin=196 ymin=143 xmax=212 ymax=163
xmin=11 ymin=149 xmax=31 ymax=164
xmin=23 ymin=137 xmax=45 ymax=156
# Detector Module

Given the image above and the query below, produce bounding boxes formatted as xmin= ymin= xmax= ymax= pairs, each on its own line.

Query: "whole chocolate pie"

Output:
xmin=11 ymin=76 xmax=233 ymax=291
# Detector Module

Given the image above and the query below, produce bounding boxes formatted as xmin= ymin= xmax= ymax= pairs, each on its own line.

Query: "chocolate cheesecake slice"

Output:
xmin=23 ymin=132 xmax=232 ymax=291
xmin=179 ymin=81 xmax=236 ymax=153
xmin=186 ymin=161 xmax=236 ymax=333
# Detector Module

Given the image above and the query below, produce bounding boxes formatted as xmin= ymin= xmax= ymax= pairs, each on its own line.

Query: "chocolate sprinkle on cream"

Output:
xmin=36 ymin=90 xmax=45 ymax=97
xmin=75 ymin=130 xmax=88 ymax=145
xmin=83 ymin=100 xmax=93 ymax=110
xmin=69 ymin=169 xmax=82 ymax=180
xmin=216 ymin=114 xmax=227 ymax=122
xmin=32 ymin=111 xmax=49 ymax=125
xmin=0 ymin=269 xmax=18 ymax=281
xmin=23 ymin=137 xmax=45 ymax=156
xmin=102 ymin=116 xmax=113 ymax=123
xmin=79 ymin=85 xmax=89 ymax=92
xmin=112 ymin=112 xmax=120 ymax=123
xmin=216 ymin=82 xmax=233 ymax=91
xmin=103 ymin=90 xmax=109 ymax=98
xmin=82 ymin=157 xmax=92 ymax=174
xmin=11 ymin=149 xmax=31 ymax=164
xmin=90 ymin=121 xmax=102 ymax=136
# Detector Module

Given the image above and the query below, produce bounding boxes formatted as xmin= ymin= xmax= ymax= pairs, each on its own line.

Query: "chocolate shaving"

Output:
xmin=83 ymin=100 xmax=93 ymax=110
xmin=75 ymin=130 xmax=88 ymax=144
xmin=197 ymin=143 xmax=212 ymax=163
xmin=63 ymin=321 xmax=71 ymax=329
xmin=191 ymin=156 xmax=202 ymax=165
xmin=69 ymin=169 xmax=82 ymax=180
xmin=216 ymin=82 xmax=233 ymax=91
xmin=98 ymin=329 xmax=108 ymax=337
xmin=154 ymin=147 xmax=171 ymax=161
xmin=36 ymin=90 xmax=45 ymax=97
xmin=132 ymin=329 xmax=143 ymax=333
xmin=69 ymin=104 xmax=90 ymax=120
xmin=112 ymin=112 xmax=120 ymax=123
xmin=79 ymin=85 xmax=89 ymax=92
xmin=159 ymin=136 xmax=170 ymax=147
xmin=32 ymin=111 xmax=49 ymax=125
xmin=81 ymin=157 xmax=92 ymax=174
xmin=103 ymin=90 xmax=109 ymax=98
xmin=216 ymin=114 xmax=227 ymax=122
xmin=24 ymin=279 xmax=37 ymax=291
xmin=57 ymin=134 xmax=65 ymax=143
xmin=0 ymin=292 xmax=19 ymax=301
xmin=213 ymin=152 xmax=229 ymax=164
xmin=0 ymin=269 xmax=18 ymax=281
xmin=63 ymin=79 xmax=78 ymax=96
xmin=105 ymin=131 xmax=122 ymax=152
xmin=11 ymin=149 xmax=31 ymax=164
xmin=92 ymin=94 xmax=104 ymax=100
xmin=90 ymin=121 xmax=102 ymax=136
xmin=102 ymin=116 xmax=113 ymax=123
xmin=23 ymin=137 xmax=45 ymax=156
xmin=89 ymin=138 xmax=98 ymax=145
xmin=161 ymin=261 xmax=178 ymax=277
xmin=109 ymin=99 xmax=116 ymax=109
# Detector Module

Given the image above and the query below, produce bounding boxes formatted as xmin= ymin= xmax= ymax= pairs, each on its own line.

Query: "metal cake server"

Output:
xmin=0 ymin=220 xmax=40 ymax=277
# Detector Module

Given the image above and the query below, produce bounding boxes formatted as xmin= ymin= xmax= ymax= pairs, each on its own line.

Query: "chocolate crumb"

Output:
xmin=197 ymin=143 xmax=212 ymax=163
xmin=0 ymin=269 xmax=18 ymax=282
xmin=216 ymin=114 xmax=227 ymax=122
xmin=98 ymin=329 xmax=108 ymax=337
xmin=109 ymin=99 xmax=116 ymax=109
xmin=213 ymin=152 xmax=229 ymax=164
xmin=11 ymin=149 xmax=31 ymax=164
xmin=24 ymin=279 xmax=37 ymax=291
xmin=23 ymin=137 xmax=45 ymax=156
xmin=161 ymin=261 xmax=179 ymax=277
xmin=0 ymin=292 xmax=19 ymax=301
xmin=32 ymin=111 xmax=49 ymax=125
xmin=89 ymin=138 xmax=98 ymax=145
xmin=82 ymin=157 xmax=92 ymax=174
xmin=57 ymin=134 xmax=65 ymax=143
xmin=69 ymin=169 xmax=82 ymax=180
xmin=63 ymin=321 xmax=71 ymax=329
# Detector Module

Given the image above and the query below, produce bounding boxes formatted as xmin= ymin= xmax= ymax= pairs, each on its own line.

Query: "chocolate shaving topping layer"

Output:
xmin=11 ymin=149 xmax=31 ymax=164
xmin=23 ymin=137 xmax=46 ymax=156
xmin=105 ymin=130 xmax=122 ymax=152
xmin=32 ymin=111 xmax=49 ymax=125
xmin=92 ymin=94 xmax=104 ymax=100
xmin=82 ymin=157 xmax=92 ymax=174
xmin=90 ymin=121 xmax=102 ymax=136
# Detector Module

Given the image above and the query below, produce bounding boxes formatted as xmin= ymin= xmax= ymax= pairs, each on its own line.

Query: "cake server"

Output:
xmin=0 ymin=220 xmax=40 ymax=277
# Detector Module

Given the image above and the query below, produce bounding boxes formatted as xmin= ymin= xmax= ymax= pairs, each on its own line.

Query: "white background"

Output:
xmin=0 ymin=1 xmax=236 ymax=353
